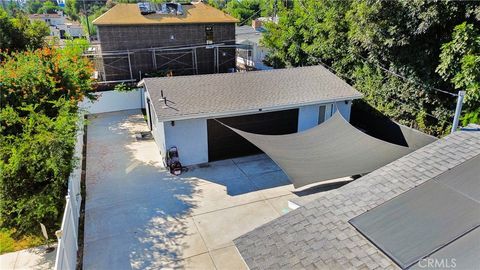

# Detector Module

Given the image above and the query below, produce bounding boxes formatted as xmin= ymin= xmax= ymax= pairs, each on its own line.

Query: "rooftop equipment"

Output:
xmin=138 ymin=2 xmax=184 ymax=16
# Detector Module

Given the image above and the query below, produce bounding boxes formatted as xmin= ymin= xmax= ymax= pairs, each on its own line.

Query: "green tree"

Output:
xmin=225 ymin=0 xmax=262 ymax=25
xmin=0 ymin=9 xmax=49 ymax=51
xmin=64 ymin=0 xmax=79 ymax=21
xmin=262 ymin=0 xmax=480 ymax=135
xmin=80 ymin=4 xmax=109 ymax=36
xmin=38 ymin=0 xmax=60 ymax=14
xmin=206 ymin=0 xmax=228 ymax=9
xmin=437 ymin=22 xmax=480 ymax=110
xmin=26 ymin=0 xmax=43 ymax=14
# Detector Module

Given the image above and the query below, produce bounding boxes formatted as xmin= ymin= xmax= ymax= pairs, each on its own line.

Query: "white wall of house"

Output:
xmin=79 ymin=89 xmax=143 ymax=114
xmin=61 ymin=23 xmax=83 ymax=38
xmin=153 ymin=121 xmax=166 ymax=155
xmin=41 ymin=17 xmax=65 ymax=26
xmin=163 ymin=118 xmax=209 ymax=166
xmin=144 ymin=89 xmax=166 ymax=157
xmin=237 ymin=40 xmax=272 ymax=70
xmin=297 ymin=101 xmax=352 ymax=132
xmin=298 ymin=105 xmax=321 ymax=132
xmin=335 ymin=100 xmax=352 ymax=121
xmin=67 ymin=25 xmax=83 ymax=37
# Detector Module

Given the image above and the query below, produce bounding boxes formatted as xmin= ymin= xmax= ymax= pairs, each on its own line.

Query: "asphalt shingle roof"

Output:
xmin=236 ymin=25 xmax=264 ymax=44
xmin=93 ymin=3 xmax=238 ymax=25
xmin=141 ymin=66 xmax=363 ymax=121
xmin=233 ymin=127 xmax=480 ymax=269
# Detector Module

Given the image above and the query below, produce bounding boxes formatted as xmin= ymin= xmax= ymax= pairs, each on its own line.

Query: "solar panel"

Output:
xmin=435 ymin=155 xmax=480 ymax=202
xmin=349 ymin=159 xmax=480 ymax=269
xmin=410 ymin=227 xmax=480 ymax=270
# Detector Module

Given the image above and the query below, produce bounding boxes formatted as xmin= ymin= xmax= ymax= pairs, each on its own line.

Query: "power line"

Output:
xmin=354 ymin=53 xmax=457 ymax=97
xmin=294 ymin=0 xmax=457 ymax=99
xmin=239 ymin=8 xmax=262 ymax=26
xmin=317 ymin=59 xmax=451 ymax=123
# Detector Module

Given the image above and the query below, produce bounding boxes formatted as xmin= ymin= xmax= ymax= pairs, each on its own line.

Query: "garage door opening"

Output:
xmin=207 ymin=109 xmax=299 ymax=161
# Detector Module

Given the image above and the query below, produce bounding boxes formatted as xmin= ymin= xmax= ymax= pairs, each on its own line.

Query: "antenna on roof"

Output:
xmin=160 ymin=94 xmax=168 ymax=109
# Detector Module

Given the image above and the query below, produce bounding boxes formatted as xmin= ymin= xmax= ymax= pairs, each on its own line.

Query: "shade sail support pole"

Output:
xmin=451 ymin=91 xmax=465 ymax=133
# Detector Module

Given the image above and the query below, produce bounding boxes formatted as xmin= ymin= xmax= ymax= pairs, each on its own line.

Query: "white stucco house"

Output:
xmin=30 ymin=13 xmax=65 ymax=27
xmin=236 ymin=25 xmax=271 ymax=70
xmin=29 ymin=13 xmax=84 ymax=39
xmin=138 ymin=65 xmax=363 ymax=166
xmin=235 ymin=18 xmax=275 ymax=70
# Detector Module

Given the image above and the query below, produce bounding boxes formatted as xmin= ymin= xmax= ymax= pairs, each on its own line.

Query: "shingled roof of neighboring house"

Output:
xmin=139 ymin=65 xmax=363 ymax=121
xmin=93 ymin=2 xmax=238 ymax=25
xmin=236 ymin=25 xmax=264 ymax=44
xmin=234 ymin=126 xmax=480 ymax=269
xmin=29 ymin=13 xmax=63 ymax=19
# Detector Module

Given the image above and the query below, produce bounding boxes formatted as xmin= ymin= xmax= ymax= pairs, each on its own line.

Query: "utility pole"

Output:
xmin=273 ymin=0 xmax=277 ymax=18
xmin=451 ymin=91 xmax=466 ymax=133
xmin=82 ymin=0 xmax=91 ymax=40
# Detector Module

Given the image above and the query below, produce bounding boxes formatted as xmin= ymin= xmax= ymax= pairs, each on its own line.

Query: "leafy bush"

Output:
xmin=0 ymin=43 xmax=93 ymax=238
xmin=0 ymin=102 xmax=79 ymax=236
xmin=0 ymin=45 xmax=94 ymax=121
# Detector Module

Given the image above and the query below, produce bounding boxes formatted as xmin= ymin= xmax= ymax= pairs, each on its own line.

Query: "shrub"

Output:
xmin=0 ymin=102 xmax=79 ymax=236
xmin=0 ymin=43 xmax=93 ymax=238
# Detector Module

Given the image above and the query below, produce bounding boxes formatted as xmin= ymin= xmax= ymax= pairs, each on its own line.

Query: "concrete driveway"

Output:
xmin=83 ymin=110 xmax=299 ymax=269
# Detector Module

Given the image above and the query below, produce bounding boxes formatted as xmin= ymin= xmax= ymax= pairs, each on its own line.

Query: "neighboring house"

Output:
xmin=92 ymin=2 xmax=239 ymax=81
xmin=56 ymin=0 xmax=105 ymax=7
xmin=63 ymin=21 xmax=83 ymax=38
xmin=234 ymin=125 xmax=480 ymax=269
xmin=138 ymin=65 xmax=362 ymax=166
xmin=29 ymin=13 xmax=65 ymax=27
xmin=236 ymin=17 xmax=276 ymax=70
xmin=29 ymin=13 xmax=84 ymax=39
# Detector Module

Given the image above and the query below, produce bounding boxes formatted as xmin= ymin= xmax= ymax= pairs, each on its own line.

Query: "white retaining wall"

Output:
xmin=79 ymin=89 xmax=143 ymax=114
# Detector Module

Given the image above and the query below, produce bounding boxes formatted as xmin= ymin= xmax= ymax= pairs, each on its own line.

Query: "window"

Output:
xmin=205 ymin=26 xmax=213 ymax=44
xmin=318 ymin=105 xmax=326 ymax=124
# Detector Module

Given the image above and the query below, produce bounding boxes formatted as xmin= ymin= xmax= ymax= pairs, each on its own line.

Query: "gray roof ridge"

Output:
xmin=142 ymin=65 xmax=331 ymax=81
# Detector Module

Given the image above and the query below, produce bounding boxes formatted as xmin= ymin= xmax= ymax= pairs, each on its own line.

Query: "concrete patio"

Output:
xmin=83 ymin=110 xmax=300 ymax=269
xmin=0 ymin=245 xmax=56 ymax=270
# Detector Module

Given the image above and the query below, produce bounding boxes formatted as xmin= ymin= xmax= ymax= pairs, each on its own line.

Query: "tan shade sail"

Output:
xmin=221 ymin=113 xmax=436 ymax=188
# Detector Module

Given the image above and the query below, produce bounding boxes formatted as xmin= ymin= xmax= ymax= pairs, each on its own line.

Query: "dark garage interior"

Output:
xmin=207 ymin=109 xmax=299 ymax=161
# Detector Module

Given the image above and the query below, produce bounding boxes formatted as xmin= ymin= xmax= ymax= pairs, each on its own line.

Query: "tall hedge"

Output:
xmin=0 ymin=104 xmax=78 ymax=234
xmin=0 ymin=41 xmax=93 ymax=237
